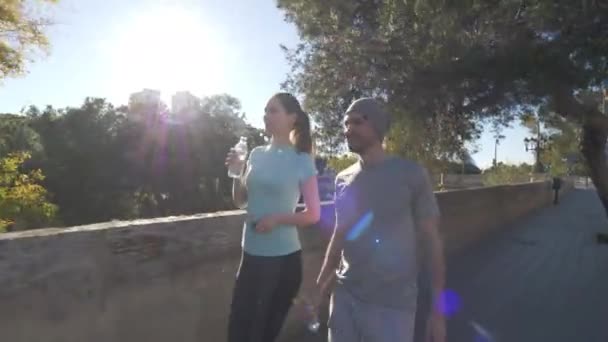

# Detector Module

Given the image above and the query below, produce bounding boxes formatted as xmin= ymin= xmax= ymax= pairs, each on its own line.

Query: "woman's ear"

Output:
xmin=289 ymin=112 xmax=298 ymax=129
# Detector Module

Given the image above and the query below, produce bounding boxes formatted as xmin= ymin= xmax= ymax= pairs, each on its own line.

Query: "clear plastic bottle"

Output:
xmin=228 ymin=137 xmax=248 ymax=178
xmin=305 ymin=303 xmax=320 ymax=333
xmin=293 ymin=296 xmax=321 ymax=333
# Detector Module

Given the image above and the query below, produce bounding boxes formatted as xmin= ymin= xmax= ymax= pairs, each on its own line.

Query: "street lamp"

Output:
xmin=493 ymin=134 xmax=505 ymax=168
xmin=493 ymin=138 xmax=499 ymax=167
xmin=524 ymin=135 xmax=550 ymax=173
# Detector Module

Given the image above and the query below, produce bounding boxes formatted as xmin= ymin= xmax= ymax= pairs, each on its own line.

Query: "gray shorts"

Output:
xmin=328 ymin=286 xmax=416 ymax=342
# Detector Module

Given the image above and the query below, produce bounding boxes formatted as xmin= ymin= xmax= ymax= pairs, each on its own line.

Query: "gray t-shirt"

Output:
xmin=334 ymin=156 xmax=440 ymax=310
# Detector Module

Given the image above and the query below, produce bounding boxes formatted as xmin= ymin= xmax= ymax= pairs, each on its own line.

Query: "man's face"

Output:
xmin=343 ymin=111 xmax=380 ymax=154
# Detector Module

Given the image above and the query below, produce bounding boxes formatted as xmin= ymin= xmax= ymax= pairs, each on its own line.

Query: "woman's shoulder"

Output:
xmin=250 ymin=145 xmax=269 ymax=156
xmin=294 ymin=151 xmax=315 ymax=163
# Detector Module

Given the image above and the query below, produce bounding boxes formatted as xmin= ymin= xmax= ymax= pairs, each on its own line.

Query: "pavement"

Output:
xmin=292 ymin=188 xmax=608 ymax=341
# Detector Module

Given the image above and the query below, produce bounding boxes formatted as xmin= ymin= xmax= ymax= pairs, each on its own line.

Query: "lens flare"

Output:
xmin=437 ymin=289 xmax=461 ymax=317
xmin=470 ymin=320 xmax=497 ymax=342
xmin=346 ymin=211 xmax=374 ymax=241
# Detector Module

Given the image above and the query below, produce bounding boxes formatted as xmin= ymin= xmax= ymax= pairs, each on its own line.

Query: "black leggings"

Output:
xmin=227 ymin=250 xmax=302 ymax=342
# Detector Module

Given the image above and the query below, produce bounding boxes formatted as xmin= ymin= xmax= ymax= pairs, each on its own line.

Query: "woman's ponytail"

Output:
xmin=291 ymin=107 xmax=312 ymax=154
xmin=272 ymin=93 xmax=313 ymax=154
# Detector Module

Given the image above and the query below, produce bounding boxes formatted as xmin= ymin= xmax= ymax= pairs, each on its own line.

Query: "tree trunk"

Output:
xmin=581 ymin=124 xmax=608 ymax=218
xmin=552 ymin=86 xmax=608 ymax=220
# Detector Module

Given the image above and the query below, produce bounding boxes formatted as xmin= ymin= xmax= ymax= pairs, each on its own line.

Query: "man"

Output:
xmin=552 ymin=176 xmax=562 ymax=205
xmin=315 ymin=98 xmax=446 ymax=342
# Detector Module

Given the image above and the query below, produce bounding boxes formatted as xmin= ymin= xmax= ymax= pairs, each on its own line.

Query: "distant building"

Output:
xmin=129 ymin=89 xmax=161 ymax=109
xmin=127 ymin=89 xmax=163 ymax=122
xmin=172 ymin=91 xmax=200 ymax=114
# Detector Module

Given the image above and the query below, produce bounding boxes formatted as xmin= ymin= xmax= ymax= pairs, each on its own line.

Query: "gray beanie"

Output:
xmin=345 ymin=97 xmax=391 ymax=139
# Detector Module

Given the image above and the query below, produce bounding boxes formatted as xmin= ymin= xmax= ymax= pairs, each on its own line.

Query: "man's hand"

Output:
xmin=426 ymin=310 xmax=446 ymax=342
xmin=312 ymin=275 xmax=334 ymax=309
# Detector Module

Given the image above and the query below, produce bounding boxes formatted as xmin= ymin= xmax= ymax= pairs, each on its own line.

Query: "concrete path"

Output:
xmin=447 ymin=188 xmax=608 ymax=341
xmin=292 ymin=188 xmax=608 ymax=342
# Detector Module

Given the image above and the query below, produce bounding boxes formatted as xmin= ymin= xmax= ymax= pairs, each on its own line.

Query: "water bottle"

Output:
xmin=305 ymin=303 xmax=320 ymax=333
xmin=293 ymin=296 xmax=321 ymax=333
xmin=228 ymin=136 xmax=248 ymax=178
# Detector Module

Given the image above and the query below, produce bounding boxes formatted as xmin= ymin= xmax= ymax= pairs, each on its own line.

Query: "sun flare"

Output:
xmin=107 ymin=5 xmax=228 ymax=101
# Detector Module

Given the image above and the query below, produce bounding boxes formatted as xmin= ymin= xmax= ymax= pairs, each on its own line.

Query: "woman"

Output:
xmin=225 ymin=92 xmax=321 ymax=342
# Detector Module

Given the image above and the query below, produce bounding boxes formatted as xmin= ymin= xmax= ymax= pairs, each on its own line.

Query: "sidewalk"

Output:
xmin=289 ymin=189 xmax=608 ymax=341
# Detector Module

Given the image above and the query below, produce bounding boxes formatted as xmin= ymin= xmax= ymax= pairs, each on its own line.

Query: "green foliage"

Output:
xmin=0 ymin=114 xmax=42 ymax=155
xmin=443 ymin=161 xmax=481 ymax=175
xmin=278 ymin=0 xmax=481 ymax=158
xmin=541 ymin=117 xmax=581 ymax=177
xmin=1 ymin=94 xmax=265 ymax=228
xmin=278 ymin=0 xmax=608 ymax=215
xmin=483 ymin=163 xmax=534 ymax=187
xmin=327 ymin=154 xmax=358 ymax=173
xmin=0 ymin=151 xmax=57 ymax=231
xmin=0 ymin=0 xmax=58 ymax=79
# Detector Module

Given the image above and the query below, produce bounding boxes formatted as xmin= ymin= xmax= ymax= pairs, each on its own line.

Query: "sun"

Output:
xmin=106 ymin=5 xmax=228 ymax=101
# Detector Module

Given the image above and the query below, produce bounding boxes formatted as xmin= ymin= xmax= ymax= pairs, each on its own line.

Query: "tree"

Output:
xmin=534 ymin=103 xmax=588 ymax=177
xmin=278 ymin=0 xmax=608 ymax=218
xmin=278 ymin=0 xmax=482 ymax=166
xmin=0 ymin=151 xmax=57 ymax=232
xmin=26 ymin=99 xmax=139 ymax=225
xmin=0 ymin=0 xmax=57 ymax=79
xmin=134 ymin=94 xmax=266 ymax=215
xmin=327 ymin=154 xmax=358 ymax=173
xmin=406 ymin=0 xmax=608 ymax=213
xmin=483 ymin=162 xmax=534 ymax=186
xmin=3 ymin=93 xmax=264 ymax=228
xmin=0 ymin=113 xmax=42 ymax=155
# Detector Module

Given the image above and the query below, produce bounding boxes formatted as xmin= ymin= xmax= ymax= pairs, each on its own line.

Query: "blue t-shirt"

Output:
xmin=242 ymin=144 xmax=317 ymax=256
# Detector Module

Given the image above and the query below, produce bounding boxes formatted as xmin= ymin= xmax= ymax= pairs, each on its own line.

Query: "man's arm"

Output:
xmin=419 ymin=217 xmax=445 ymax=312
xmin=316 ymin=224 xmax=345 ymax=294
xmin=316 ymin=177 xmax=352 ymax=297
xmin=413 ymin=167 xmax=445 ymax=311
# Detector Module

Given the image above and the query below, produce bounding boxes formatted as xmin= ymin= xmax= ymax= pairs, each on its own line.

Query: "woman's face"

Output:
xmin=263 ymin=97 xmax=296 ymax=136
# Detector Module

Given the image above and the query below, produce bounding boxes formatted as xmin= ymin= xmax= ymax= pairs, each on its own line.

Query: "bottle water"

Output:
xmin=293 ymin=295 xmax=321 ymax=333
xmin=305 ymin=304 xmax=320 ymax=333
xmin=228 ymin=136 xmax=248 ymax=178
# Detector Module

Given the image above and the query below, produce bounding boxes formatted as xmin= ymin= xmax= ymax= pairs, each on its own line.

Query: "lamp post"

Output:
xmin=524 ymin=135 xmax=550 ymax=173
xmin=602 ymin=79 xmax=607 ymax=115
xmin=493 ymin=138 xmax=499 ymax=167
xmin=493 ymin=135 xmax=504 ymax=167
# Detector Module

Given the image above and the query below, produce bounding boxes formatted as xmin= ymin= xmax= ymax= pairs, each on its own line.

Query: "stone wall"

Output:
xmin=0 ymin=180 xmax=572 ymax=342
xmin=435 ymin=173 xmax=485 ymax=190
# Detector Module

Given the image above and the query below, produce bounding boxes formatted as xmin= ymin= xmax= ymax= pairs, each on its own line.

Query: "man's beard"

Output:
xmin=347 ymin=139 xmax=367 ymax=154
xmin=347 ymin=143 xmax=362 ymax=154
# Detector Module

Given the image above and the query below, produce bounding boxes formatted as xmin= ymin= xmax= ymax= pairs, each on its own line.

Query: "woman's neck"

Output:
xmin=271 ymin=134 xmax=291 ymax=147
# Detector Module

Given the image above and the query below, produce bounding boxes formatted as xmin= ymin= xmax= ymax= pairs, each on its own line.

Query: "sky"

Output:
xmin=0 ymin=0 xmax=534 ymax=168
